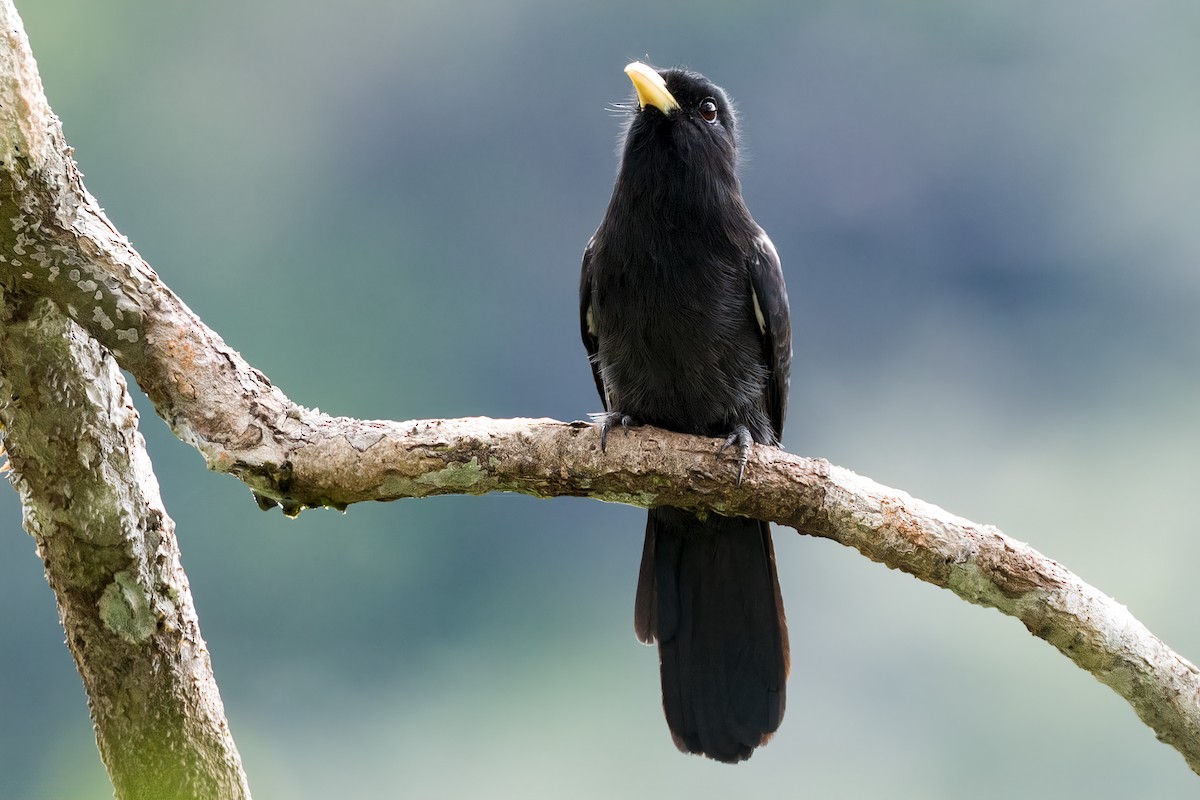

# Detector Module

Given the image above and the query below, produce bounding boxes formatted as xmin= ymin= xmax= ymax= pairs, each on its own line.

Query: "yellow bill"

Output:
xmin=624 ymin=61 xmax=680 ymax=114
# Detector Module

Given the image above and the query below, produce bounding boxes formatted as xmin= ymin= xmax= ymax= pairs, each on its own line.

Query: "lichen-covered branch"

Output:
xmin=0 ymin=6 xmax=250 ymax=799
xmin=0 ymin=287 xmax=252 ymax=800
xmin=1 ymin=0 xmax=1199 ymax=786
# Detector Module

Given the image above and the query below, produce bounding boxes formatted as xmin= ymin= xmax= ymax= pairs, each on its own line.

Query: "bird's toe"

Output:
xmin=718 ymin=425 xmax=753 ymax=485
xmin=589 ymin=411 xmax=640 ymax=451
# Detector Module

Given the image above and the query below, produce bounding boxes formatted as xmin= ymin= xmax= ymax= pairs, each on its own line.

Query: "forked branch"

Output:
xmin=0 ymin=0 xmax=1197 ymax=787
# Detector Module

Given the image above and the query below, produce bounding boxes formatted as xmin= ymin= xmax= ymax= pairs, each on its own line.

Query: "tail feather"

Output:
xmin=634 ymin=525 xmax=658 ymax=645
xmin=634 ymin=507 xmax=789 ymax=763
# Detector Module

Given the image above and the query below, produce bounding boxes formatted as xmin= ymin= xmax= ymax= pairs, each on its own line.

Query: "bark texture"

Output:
xmin=0 ymin=5 xmax=251 ymax=799
xmin=0 ymin=289 xmax=251 ymax=800
xmin=1 ymin=0 xmax=1198 ymax=788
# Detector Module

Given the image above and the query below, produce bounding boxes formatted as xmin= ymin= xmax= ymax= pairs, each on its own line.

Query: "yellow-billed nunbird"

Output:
xmin=580 ymin=62 xmax=793 ymax=763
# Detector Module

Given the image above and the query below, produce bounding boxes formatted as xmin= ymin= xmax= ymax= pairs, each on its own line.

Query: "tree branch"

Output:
xmin=2 ymin=0 xmax=1199 ymax=784
xmin=0 ymin=6 xmax=250 ymax=798
xmin=0 ymin=286 xmax=251 ymax=800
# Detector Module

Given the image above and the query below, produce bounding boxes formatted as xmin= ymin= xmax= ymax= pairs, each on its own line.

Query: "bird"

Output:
xmin=579 ymin=62 xmax=793 ymax=763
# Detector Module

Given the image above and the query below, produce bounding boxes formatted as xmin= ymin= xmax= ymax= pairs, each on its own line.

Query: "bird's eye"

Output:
xmin=699 ymin=98 xmax=719 ymax=123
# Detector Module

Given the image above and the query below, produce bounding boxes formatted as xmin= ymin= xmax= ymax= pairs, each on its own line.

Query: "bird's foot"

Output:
xmin=718 ymin=425 xmax=753 ymax=486
xmin=588 ymin=411 xmax=638 ymax=451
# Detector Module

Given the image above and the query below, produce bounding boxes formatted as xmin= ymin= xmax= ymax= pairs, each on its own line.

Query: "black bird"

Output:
xmin=580 ymin=62 xmax=792 ymax=763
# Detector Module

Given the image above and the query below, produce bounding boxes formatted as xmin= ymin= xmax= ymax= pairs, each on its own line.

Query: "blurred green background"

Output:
xmin=3 ymin=0 xmax=1200 ymax=797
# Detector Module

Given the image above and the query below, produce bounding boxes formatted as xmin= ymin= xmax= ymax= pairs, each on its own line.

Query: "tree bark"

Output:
xmin=1 ymin=0 xmax=1199 ymax=789
xmin=0 ymin=5 xmax=251 ymax=799
xmin=0 ymin=288 xmax=251 ymax=800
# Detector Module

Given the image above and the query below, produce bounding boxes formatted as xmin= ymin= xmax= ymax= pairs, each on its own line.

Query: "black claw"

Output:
xmin=588 ymin=411 xmax=637 ymax=452
xmin=718 ymin=425 xmax=753 ymax=485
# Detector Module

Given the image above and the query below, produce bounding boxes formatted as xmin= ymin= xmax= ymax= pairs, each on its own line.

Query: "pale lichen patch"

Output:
xmin=99 ymin=571 xmax=157 ymax=644
xmin=948 ymin=561 xmax=1021 ymax=613
xmin=92 ymin=306 xmax=114 ymax=330
xmin=415 ymin=457 xmax=486 ymax=491
xmin=344 ymin=427 xmax=385 ymax=452
xmin=592 ymin=489 xmax=660 ymax=508
xmin=1102 ymin=664 xmax=1136 ymax=696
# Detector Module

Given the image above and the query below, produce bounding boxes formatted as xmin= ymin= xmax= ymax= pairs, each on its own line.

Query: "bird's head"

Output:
xmin=614 ymin=62 xmax=742 ymax=211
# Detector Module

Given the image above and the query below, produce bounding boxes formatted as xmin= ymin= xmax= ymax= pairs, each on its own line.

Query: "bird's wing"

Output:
xmin=579 ymin=237 xmax=609 ymax=410
xmin=748 ymin=230 xmax=792 ymax=438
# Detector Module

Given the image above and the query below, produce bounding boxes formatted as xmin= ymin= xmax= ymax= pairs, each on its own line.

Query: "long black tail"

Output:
xmin=634 ymin=507 xmax=789 ymax=763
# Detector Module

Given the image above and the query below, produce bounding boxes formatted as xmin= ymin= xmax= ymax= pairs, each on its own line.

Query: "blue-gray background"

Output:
xmin=3 ymin=1 xmax=1199 ymax=797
